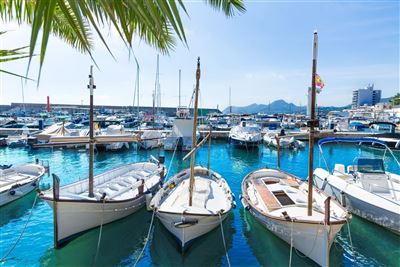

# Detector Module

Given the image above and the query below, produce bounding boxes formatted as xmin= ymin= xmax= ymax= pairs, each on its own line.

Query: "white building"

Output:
xmin=352 ymin=84 xmax=381 ymax=109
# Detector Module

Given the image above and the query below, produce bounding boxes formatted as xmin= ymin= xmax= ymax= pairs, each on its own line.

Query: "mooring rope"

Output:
xmin=288 ymin=219 xmax=294 ymax=267
xmin=92 ymin=197 xmax=106 ymax=266
xmin=0 ymin=193 xmax=38 ymax=262
xmin=218 ymin=212 xmax=231 ymax=267
xmin=346 ymin=218 xmax=355 ymax=262
xmin=133 ymin=210 xmax=156 ymax=267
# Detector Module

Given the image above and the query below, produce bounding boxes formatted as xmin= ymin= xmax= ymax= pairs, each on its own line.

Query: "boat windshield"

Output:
xmin=356 ymin=158 xmax=385 ymax=174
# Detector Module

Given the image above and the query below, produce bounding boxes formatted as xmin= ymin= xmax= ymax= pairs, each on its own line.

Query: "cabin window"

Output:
xmin=273 ymin=190 xmax=295 ymax=206
xmin=357 ymin=158 xmax=385 ymax=174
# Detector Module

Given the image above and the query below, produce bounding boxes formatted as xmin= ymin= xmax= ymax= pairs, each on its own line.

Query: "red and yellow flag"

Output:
xmin=315 ymin=74 xmax=325 ymax=89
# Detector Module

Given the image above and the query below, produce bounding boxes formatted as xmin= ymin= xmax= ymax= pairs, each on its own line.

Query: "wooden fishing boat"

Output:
xmin=0 ymin=164 xmax=45 ymax=206
xmin=150 ymin=58 xmax=234 ymax=251
xmin=241 ymin=168 xmax=348 ymax=266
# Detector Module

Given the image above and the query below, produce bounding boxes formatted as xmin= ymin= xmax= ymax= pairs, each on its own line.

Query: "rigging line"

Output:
xmin=165 ymin=139 xmax=179 ymax=182
xmin=134 ymin=210 xmax=156 ymax=267
xmin=218 ymin=212 xmax=231 ymax=267
xmin=0 ymin=193 xmax=38 ymax=262
xmin=92 ymin=197 xmax=106 ymax=266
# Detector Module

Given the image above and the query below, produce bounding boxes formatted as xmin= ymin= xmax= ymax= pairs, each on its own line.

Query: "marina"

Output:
xmin=1 ymin=1 xmax=399 ymax=266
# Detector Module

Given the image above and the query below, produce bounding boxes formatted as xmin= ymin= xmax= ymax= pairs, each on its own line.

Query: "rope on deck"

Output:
xmin=92 ymin=197 xmax=106 ymax=266
xmin=218 ymin=212 xmax=231 ymax=267
xmin=0 ymin=194 xmax=38 ymax=263
xmin=133 ymin=210 xmax=155 ymax=267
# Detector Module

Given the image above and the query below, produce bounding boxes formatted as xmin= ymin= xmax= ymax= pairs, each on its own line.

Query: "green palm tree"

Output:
xmin=0 ymin=0 xmax=245 ymax=80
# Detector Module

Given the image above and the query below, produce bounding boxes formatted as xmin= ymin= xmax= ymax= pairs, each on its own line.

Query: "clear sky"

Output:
xmin=1 ymin=0 xmax=399 ymax=109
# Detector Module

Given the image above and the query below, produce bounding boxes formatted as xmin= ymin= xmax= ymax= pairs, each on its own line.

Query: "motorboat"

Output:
xmin=229 ymin=121 xmax=262 ymax=148
xmin=138 ymin=130 xmax=164 ymax=150
xmin=313 ymin=137 xmax=400 ymax=234
xmin=0 ymin=164 xmax=45 ymax=206
xmin=164 ymin=108 xmax=199 ymax=151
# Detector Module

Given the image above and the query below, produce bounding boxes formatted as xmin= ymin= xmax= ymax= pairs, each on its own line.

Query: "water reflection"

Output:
xmin=149 ymin=213 xmax=235 ymax=267
xmin=39 ymin=208 xmax=152 ymax=266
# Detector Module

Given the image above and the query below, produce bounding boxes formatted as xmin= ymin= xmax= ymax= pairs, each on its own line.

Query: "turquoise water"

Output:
xmin=0 ymin=142 xmax=399 ymax=267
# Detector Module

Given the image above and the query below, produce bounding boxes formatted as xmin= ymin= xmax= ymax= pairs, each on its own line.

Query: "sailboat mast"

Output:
xmin=189 ymin=57 xmax=201 ymax=207
xmin=179 ymin=69 xmax=181 ymax=108
xmin=229 ymin=87 xmax=232 ymax=114
xmin=307 ymin=31 xmax=318 ymax=216
xmin=137 ymin=64 xmax=140 ymax=116
xmin=88 ymin=65 xmax=96 ymax=198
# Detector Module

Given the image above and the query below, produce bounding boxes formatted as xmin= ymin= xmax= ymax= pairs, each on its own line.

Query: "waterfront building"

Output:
xmin=352 ymin=83 xmax=381 ymax=109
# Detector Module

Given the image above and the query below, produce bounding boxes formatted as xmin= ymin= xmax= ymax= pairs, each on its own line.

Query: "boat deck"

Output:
xmin=159 ymin=176 xmax=230 ymax=215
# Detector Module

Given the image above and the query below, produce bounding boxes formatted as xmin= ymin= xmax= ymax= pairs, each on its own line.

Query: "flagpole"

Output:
xmin=307 ymin=31 xmax=318 ymax=217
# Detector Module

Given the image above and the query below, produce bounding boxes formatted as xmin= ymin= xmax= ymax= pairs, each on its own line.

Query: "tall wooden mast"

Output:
xmin=88 ymin=65 xmax=96 ymax=197
xmin=307 ymin=31 xmax=318 ymax=216
xmin=189 ymin=57 xmax=201 ymax=206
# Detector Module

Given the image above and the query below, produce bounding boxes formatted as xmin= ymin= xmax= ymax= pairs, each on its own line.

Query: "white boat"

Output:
xmin=150 ymin=166 xmax=234 ymax=250
xmin=39 ymin=159 xmax=165 ymax=246
xmin=264 ymin=133 xmax=305 ymax=149
xmin=313 ymin=137 xmax=400 ymax=234
xmin=240 ymin=168 xmax=349 ymax=266
xmin=138 ymin=130 xmax=164 ymax=150
xmin=103 ymin=125 xmax=130 ymax=151
xmin=229 ymin=121 xmax=262 ymax=148
xmin=164 ymin=109 xmax=199 ymax=151
xmin=0 ymin=164 xmax=45 ymax=206
xmin=151 ymin=58 xmax=234 ymax=252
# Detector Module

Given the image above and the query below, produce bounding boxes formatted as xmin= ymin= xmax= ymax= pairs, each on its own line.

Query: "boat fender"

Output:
xmin=239 ymin=194 xmax=243 ymax=200
xmin=100 ymin=192 xmax=107 ymax=201
xmin=168 ymin=182 xmax=176 ymax=190
xmin=340 ymin=191 xmax=346 ymax=207
xmin=9 ymin=190 xmax=16 ymax=196
xmin=231 ymin=193 xmax=236 ymax=201
xmin=232 ymin=201 xmax=237 ymax=209
xmin=32 ymin=182 xmax=37 ymax=187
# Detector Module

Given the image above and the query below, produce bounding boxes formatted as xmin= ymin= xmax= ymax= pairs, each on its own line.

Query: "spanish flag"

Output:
xmin=315 ymin=74 xmax=325 ymax=90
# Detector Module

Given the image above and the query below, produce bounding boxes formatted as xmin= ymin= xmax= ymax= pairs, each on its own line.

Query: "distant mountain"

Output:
xmin=223 ymin=99 xmax=349 ymax=114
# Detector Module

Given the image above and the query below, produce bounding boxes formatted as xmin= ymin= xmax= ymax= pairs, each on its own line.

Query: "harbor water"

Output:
xmin=1 ymin=141 xmax=399 ymax=266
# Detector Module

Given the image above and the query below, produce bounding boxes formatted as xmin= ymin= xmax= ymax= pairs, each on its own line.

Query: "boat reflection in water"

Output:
xmin=150 ymin=213 xmax=235 ymax=267
xmin=39 ymin=208 xmax=152 ymax=266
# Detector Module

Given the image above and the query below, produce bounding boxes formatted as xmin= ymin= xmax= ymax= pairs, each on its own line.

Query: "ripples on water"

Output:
xmin=0 ymin=141 xmax=399 ymax=266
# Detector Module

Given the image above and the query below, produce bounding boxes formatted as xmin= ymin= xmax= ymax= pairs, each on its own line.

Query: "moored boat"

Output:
xmin=314 ymin=137 xmax=400 ymax=234
xmin=0 ymin=163 xmax=45 ymax=206
xmin=240 ymin=168 xmax=349 ymax=266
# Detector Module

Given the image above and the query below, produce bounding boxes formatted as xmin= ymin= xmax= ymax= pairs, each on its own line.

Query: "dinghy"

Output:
xmin=0 ymin=164 xmax=45 ymax=206
xmin=150 ymin=58 xmax=234 ymax=251
xmin=314 ymin=137 xmax=400 ymax=234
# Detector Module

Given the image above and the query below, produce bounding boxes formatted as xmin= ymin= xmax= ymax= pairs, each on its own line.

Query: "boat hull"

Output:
xmin=229 ymin=136 xmax=260 ymax=148
xmin=0 ymin=179 xmax=40 ymax=206
xmin=244 ymin=203 xmax=342 ymax=267
xmin=314 ymin=171 xmax=400 ymax=234
xmin=44 ymin=195 xmax=146 ymax=246
xmin=156 ymin=211 xmax=228 ymax=250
